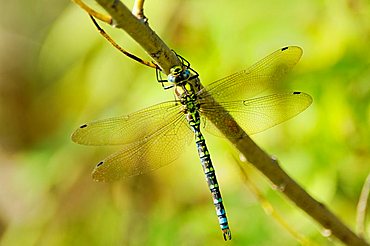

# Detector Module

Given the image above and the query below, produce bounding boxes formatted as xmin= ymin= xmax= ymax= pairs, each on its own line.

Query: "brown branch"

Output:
xmin=233 ymin=134 xmax=368 ymax=245
xmin=234 ymin=155 xmax=312 ymax=245
xmin=81 ymin=0 xmax=369 ymax=245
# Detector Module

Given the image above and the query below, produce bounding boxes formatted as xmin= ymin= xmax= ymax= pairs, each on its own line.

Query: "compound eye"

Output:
xmin=182 ymin=69 xmax=190 ymax=79
xmin=168 ymin=66 xmax=182 ymax=83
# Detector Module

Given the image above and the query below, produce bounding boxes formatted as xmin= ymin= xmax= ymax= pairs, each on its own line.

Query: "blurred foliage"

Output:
xmin=0 ymin=0 xmax=369 ymax=245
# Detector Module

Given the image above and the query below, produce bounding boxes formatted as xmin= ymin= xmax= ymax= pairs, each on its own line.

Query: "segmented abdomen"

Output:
xmin=187 ymin=109 xmax=231 ymax=240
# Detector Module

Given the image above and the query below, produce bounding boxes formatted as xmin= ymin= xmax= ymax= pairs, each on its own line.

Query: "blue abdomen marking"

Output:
xmin=180 ymin=88 xmax=231 ymax=240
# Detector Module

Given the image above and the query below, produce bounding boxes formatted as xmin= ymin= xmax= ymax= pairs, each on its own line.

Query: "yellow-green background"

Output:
xmin=1 ymin=0 xmax=369 ymax=245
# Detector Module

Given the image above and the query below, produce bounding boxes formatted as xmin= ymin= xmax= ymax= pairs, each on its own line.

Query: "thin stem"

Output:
xmin=95 ymin=0 xmax=180 ymax=74
xmin=132 ymin=0 xmax=147 ymax=22
xmin=357 ymin=173 xmax=370 ymax=237
xmin=73 ymin=0 xmax=112 ymax=24
xmin=89 ymin=15 xmax=158 ymax=69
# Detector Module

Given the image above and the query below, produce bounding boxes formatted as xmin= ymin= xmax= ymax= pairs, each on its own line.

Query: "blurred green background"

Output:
xmin=1 ymin=0 xmax=369 ymax=245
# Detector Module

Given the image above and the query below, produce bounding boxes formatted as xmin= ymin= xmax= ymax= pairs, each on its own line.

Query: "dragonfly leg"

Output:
xmin=156 ymin=67 xmax=174 ymax=90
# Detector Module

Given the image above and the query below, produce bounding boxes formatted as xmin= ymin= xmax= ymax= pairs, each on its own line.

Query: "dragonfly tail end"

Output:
xmin=222 ymin=229 xmax=232 ymax=241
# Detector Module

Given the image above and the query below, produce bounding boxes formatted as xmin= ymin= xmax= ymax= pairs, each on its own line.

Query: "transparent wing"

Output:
xmin=200 ymin=46 xmax=303 ymax=101
xmin=92 ymin=114 xmax=192 ymax=182
xmin=72 ymin=101 xmax=183 ymax=145
xmin=200 ymin=92 xmax=312 ymax=138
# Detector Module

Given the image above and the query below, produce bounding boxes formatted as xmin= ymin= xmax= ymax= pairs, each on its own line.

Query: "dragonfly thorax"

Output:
xmin=182 ymin=93 xmax=199 ymax=113
xmin=174 ymin=79 xmax=198 ymax=102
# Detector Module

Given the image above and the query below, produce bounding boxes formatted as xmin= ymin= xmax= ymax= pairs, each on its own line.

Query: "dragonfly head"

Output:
xmin=168 ymin=66 xmax=191 ymax=84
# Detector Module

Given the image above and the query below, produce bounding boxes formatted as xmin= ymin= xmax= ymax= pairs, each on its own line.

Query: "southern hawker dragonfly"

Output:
xmin=72 ymin=46 xmax=312 ymax=240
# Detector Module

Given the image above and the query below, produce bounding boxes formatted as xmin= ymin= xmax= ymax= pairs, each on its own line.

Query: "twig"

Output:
xmin=81 ymin=0 xmax=369 ymax=245
xmin=132 ymin=0 xmax=147 ymax=22
xmin=73 ymin=0 xmax=112 ymax=24
xmin=357 ymin=173 xmax=370 ymax=237
xmin=89 ymin=15 xmax=157 ymax=69
xmin=95 ymin=0 xmax=180 ymax=74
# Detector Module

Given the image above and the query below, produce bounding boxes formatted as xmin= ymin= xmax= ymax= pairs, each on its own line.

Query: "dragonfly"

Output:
xmin=72 ymin=46 xmax=312 ymax=240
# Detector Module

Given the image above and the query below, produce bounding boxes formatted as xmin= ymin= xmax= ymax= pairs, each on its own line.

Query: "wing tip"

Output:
xmin=92 ymin=161 xmax=122 ymax=183
xmin=92 ymin=161 xmax=107 ymax=182
xmin=281 ymin=46 xmax=303 ymax=58
xmin=71 ymin=123 xmax=97 ymax=145
xmin=292 ymin=91 xmax=313 ymax=106
xmin=71 ymin=130 xmax=79 ymax=143
xmin=281 ymin=45 xmax=302 ymax=51
xmin=71 ymin=128 xmax=83 ymax=143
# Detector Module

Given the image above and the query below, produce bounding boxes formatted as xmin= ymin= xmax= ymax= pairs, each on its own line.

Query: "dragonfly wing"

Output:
xmin=201 ymin=92 xmax=312 ymax=138
xmin=71 ymin=101 xmax=183 ymax=145
xmin=92 ymin=112 xmax=192 ymax=182
xmin=200 ymin=46 xmax=303 ymax=101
